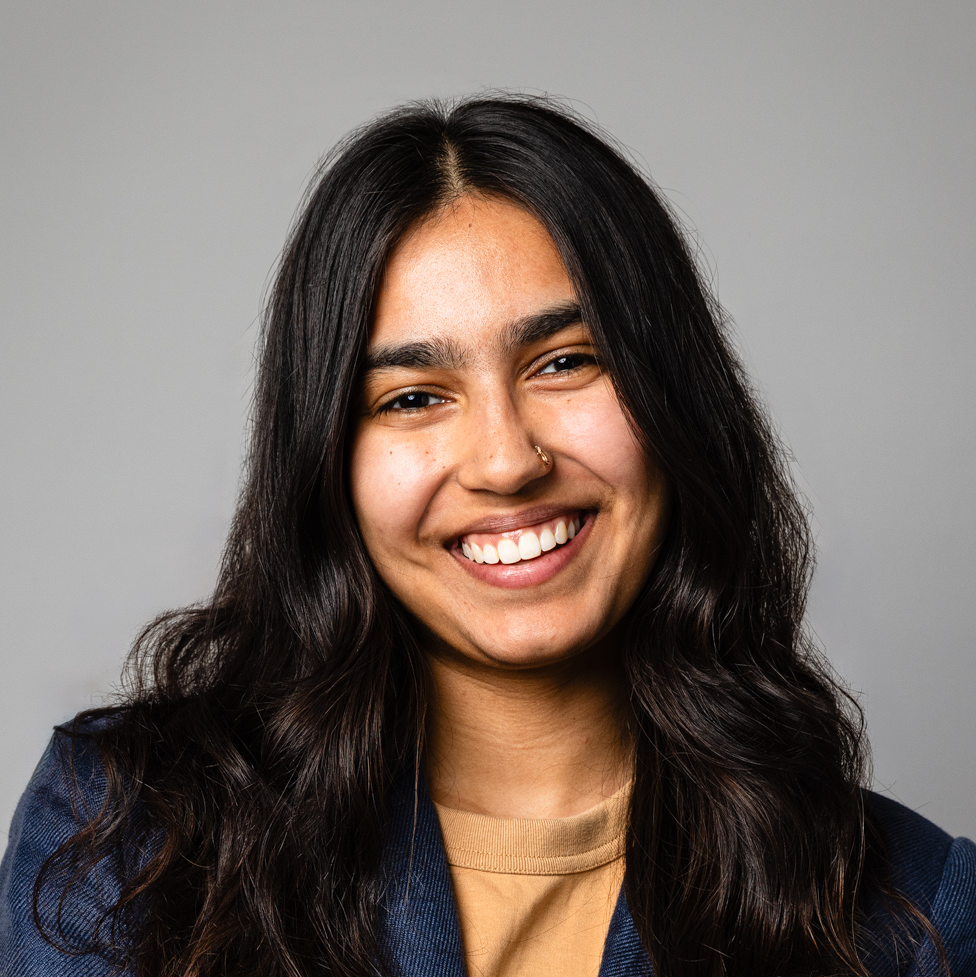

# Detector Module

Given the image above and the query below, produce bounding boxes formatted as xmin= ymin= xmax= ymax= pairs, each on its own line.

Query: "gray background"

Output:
xmin=2 ymin=1 xmax=973 ymax=839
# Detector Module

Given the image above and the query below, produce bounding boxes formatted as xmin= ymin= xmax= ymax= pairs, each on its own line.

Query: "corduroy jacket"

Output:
xmin=2 ymin=725 xmax=975 ymax=976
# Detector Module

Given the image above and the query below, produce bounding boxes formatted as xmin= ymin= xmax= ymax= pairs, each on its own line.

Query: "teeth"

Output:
xmin=518 ymin=531 xmax=542 ymax=560
xmin=459 ymin=514 xmax=586 ymax=566
xmin=497 ymin=538 xmax=521 ymax=564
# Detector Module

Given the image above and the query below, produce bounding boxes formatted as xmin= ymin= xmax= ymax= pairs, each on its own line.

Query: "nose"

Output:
xmin=455 ymin=394 xmax=551 ymax=496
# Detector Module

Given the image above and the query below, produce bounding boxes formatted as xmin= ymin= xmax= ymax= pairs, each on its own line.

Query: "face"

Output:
xmin=350 ymin=195 xmax=669 ymax=670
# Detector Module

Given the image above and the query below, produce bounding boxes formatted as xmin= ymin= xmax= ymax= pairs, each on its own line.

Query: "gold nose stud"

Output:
xmin=534 ymin=445 xmax=551 ymax=469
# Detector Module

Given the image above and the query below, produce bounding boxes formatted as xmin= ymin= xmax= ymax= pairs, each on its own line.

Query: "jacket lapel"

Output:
xmin=381 ymin=769 xmax=467 ymax=977
xmin=598 ymin=887 xmax=654 ymax=976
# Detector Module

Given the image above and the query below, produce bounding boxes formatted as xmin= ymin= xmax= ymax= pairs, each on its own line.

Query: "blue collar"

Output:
xmin=380 ymin=771 xmax=653 ymax=976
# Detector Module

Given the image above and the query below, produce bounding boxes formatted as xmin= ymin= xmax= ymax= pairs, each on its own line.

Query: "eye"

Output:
xmin=376 ymin=390 xmax=447 ymax=414
xmin=537 ymin=353 xmax=597 ymax=375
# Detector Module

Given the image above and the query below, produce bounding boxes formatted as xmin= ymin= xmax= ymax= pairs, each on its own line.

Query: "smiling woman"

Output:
xmin=1 ymin=96 xmax=974 ymax=977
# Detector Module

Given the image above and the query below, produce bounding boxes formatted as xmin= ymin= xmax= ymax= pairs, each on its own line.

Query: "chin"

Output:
xmin=458 ymin=623 xmax=603 ymax=671
xmin=476 ymin=645 xmax=577 ymax=670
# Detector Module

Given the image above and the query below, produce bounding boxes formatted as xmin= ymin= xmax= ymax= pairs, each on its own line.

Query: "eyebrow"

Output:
xmin=504 ymin=302 xmax=583 ymax=351
xmin=363 ymin=302 xmax=584 ymax=374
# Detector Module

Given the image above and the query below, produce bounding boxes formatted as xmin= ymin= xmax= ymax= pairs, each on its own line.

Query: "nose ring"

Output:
xmin=534 ymin=445 xmax=551 ymax=469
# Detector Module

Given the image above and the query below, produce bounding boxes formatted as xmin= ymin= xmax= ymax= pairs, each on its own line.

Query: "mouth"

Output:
xmin=455 ymin=511 xmax=587 ymax=566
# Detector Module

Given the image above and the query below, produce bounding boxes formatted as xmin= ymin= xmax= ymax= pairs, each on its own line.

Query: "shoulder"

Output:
xmin=0 ymin=711 xmax=136 ymax=976
xmin=4 ymin=712 xmax=123 ymax=870
xmin=864 ymin=790 xmax=976 ymax=975
xmin=16 ymin=712 xmax=124 ymax=837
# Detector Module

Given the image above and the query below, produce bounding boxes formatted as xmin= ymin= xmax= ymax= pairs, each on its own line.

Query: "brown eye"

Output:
xmin=538 ymin=353 xmax=596 ymax=374
xmin=378 ymin=391 xmax=446 ymax=414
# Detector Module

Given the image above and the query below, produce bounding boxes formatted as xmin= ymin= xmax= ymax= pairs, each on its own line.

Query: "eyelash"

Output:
xmin=374 ymin=351 xmax=599 ymax=415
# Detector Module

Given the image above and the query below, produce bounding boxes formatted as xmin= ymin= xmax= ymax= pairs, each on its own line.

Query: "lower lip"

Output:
xmin=449 ymin=514 xmax=595 ymax=589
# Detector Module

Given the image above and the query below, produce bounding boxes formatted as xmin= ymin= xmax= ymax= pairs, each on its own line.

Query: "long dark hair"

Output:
xmin=37 ymin=94 xmax=937 ymax=977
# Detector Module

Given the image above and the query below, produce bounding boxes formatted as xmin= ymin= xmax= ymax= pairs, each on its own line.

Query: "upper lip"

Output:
xmin=449 ymin=504 xmax=591 ymax=540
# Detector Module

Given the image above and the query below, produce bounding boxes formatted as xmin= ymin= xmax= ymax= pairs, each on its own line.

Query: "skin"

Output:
xmin=350 ymin=195 xmax=669 ymax=817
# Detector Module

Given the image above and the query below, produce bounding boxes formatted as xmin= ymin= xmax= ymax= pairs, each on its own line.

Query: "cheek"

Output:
xmin=556 ymin=383 xmax=649 ymax=492
xmin=349 ymin=428 xmax=448 ymax=552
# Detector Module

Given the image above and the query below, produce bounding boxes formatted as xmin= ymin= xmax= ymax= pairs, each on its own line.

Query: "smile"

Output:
xmin=458 ymin=513 xmax=584 ymax=565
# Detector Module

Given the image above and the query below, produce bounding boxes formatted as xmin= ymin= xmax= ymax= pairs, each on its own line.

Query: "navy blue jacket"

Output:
xmin=2 ymin=728 xmax=975 ymax=976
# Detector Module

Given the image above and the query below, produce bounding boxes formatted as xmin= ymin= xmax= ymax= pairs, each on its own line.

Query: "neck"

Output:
xmin=425 ymin=646 xmax=632 ymax=819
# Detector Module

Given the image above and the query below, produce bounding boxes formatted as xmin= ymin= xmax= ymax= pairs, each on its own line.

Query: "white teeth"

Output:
xmin=459 ymin=514 xmax=586 ymax=565
xmin=497 ymin=538 xmax=521 ymax=564
xmin=518 ymin=531 xmax=542 ymax=560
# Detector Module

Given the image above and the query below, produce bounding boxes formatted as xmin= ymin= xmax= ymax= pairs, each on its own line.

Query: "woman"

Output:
xmin=1 ymin=95 xmax=973 ymax=977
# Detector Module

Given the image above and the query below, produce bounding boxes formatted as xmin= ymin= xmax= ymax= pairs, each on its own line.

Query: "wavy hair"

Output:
xmin=37 ymin=95 xmax=941 ymax=977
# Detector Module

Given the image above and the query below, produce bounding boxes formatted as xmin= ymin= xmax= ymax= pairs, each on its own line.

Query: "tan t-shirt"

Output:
xmin=434 ymin=784 xmax=631 ymax=977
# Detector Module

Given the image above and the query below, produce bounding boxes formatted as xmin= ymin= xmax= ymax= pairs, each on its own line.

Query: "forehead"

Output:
xmin=370 ymin=195 xmax=576 ymax=354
